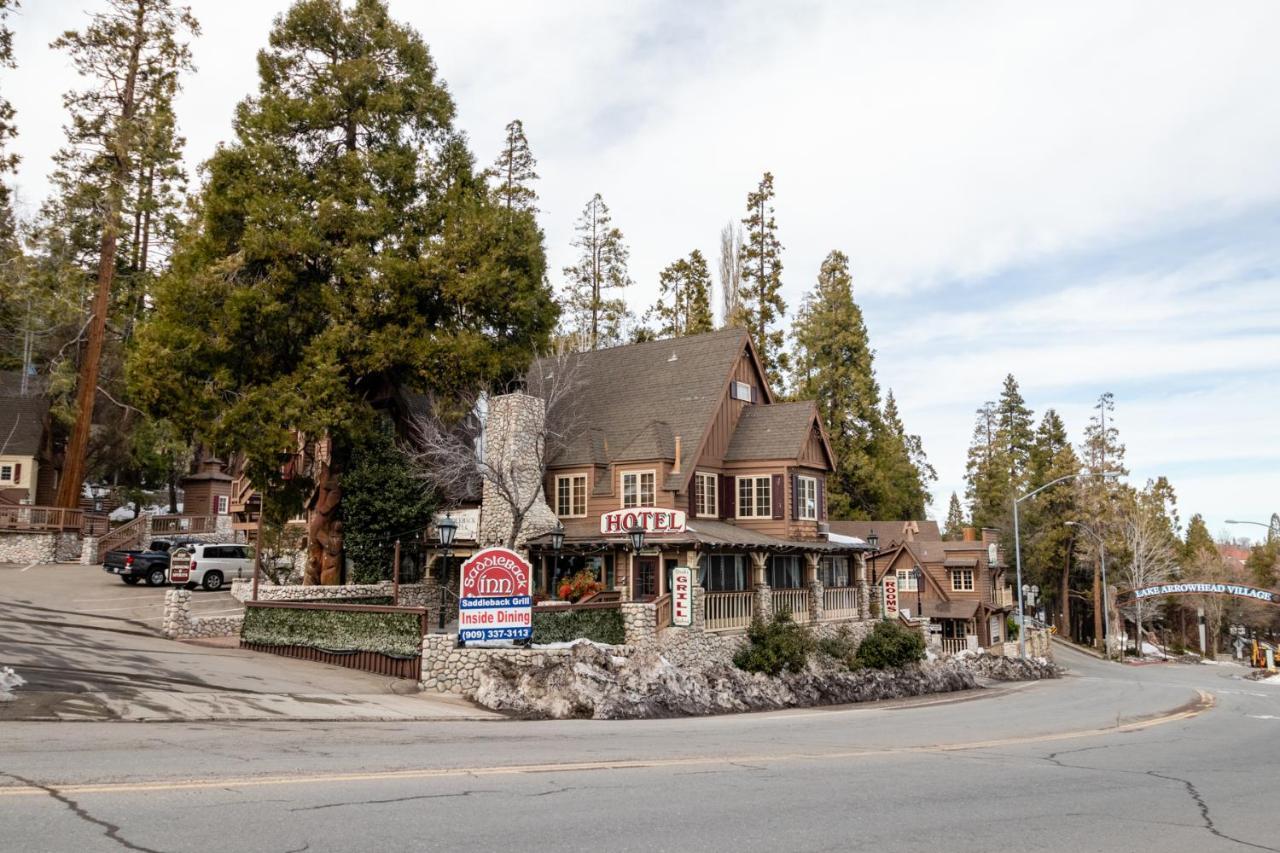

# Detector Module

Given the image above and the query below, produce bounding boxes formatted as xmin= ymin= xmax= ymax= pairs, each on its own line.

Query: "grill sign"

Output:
xmin=458 ymin=547 xmax=533 ymax=643
xmin=672 ymin=567 xmax=693 ymax=627
xmin=882 ymin=573 xmax=899 ymax=618
xmin=600 ymin=508 xmax=686 ymax=535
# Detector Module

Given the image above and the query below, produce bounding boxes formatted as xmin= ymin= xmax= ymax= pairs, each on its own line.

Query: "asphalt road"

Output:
xmin=2 ymin=644 xmax=1278 ymax=853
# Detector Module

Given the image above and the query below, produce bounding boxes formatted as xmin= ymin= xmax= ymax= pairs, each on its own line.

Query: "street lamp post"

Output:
xmin=628 ymin=523 xmax=646 ymax=599
xmin=866 ymin=532 xmax=879 ymax=616
xmin=1013 ymin=471 xmax=1118 ymax=658
xmin=912 ymin=565 xmax=923 ymax=620
xmin=1065 ymin=520 xmax=1110 ymax=660
xmin=436 ymin=515 xmax=457 ymax=633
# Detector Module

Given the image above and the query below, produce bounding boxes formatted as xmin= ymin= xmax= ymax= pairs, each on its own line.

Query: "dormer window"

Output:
xmin=730 ymin=381 xmax=756 ymax=403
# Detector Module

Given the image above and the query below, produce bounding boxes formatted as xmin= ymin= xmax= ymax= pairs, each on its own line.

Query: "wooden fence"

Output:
xmin=151 ymin=514 xmax=216 ymax=534
xmin=0 ymin=505 xmax=84 ymax=532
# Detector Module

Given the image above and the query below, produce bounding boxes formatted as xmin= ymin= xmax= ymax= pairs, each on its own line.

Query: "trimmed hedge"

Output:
xmin=532 ymin=607 xmax=625 ymax=645
xmin=855 ymin=619 xmax=926 ymax=669
xmin=241 ymin=606 xmax=422 ymax=657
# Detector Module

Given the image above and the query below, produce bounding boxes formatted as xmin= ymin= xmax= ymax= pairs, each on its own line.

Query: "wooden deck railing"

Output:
xmin=772 ymin=588 xmax=810 ymax=624
xmin=151 ymin=514 xmax=216 ymax=534
xmin=704 ymin=590 xmax=754 ymax=632
xmin=653 ymin=593 xmax=673 ymax=633
xmin=940 ymin=637 xmax=971 ymax=656
xmin=822 ymin=586 xmax=859 ymax=621
xmin=0 ymin=505 xmax=84 ymax=532
xmin=98 ymin=513 xmax=148 ymax=553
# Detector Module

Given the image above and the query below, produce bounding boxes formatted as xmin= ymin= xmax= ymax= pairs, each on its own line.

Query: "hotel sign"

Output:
xmin=600 ymin=508 xmax=687 ymax=536
xmin=671 ymin=567 xmax=693 ymax=627
xmin=458 ymin=547 xmax=533 ymax=643
xmin=882 ymin=573 xmax=899 ymax=618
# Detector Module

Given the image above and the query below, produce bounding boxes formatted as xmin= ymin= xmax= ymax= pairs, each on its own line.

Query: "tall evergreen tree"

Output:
xmin=875 ymin=389 xmax=936 ymax=518
xmin=1182 ymin=513 xmax=1215 ymax=564
xmin=1076 ymin=391 xmax=1129 ymax=645
xmin=1023 ymin=409 xmax=1081 ymax=634
xmin=739 ymin=172 xmax=787 ymax=388
xmin=793 ymin=249 xmax=882 ymax=518
xmin=943 ymin=492 xmax=966 ymax=540
xmin=964 ymin=374 xmax=1036 ymax=532
xmin=561 ymin=192 xmax=631 ymax=350
xmin=49 ymin=0 xmax=198 ymax=508
xmin=489 ymin=118 xmax=538 ymax=214
xmin=645 ymin=249 xmax=712 ymax=338
xmin=131 ymin=0 xmax=555 ymax=584
xmin=0 ymin=0 xmax=21 ymax=372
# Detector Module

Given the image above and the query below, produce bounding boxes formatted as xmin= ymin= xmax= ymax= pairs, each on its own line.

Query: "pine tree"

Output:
xmin=1076 ymin=391 xmax=1129 ymax=645
xmin=1023 ymin=409 xmax=1080 ymax=635
xmin=489 ymin=118 xmax=538 ymax=215
xmin=645 ymin=249 xmax=712 ymax=338
xmin=792 ymin=249 xmax=881 ymax=518
xmin=49 ymin=0 xmax=198 ymax=508
xmin=0 ymin=0 xmax=21 ymax=372
xmin=131 ymin=0 xmax=555 ymax=584
xmin=0 ymin=0 xmax=17 ymax=185
xmin=875 ymin=389 xmax=936 ymax=519
xmin=561 ymin=193 xmax=632 ymax=350
xmin=1182 ymin=513 xmax=1215 ymax=564
xmin=943 ymin=492 xmax=966 ymax=540
xmin=739 ymin=172 xmax=787 ymax=388
xmin=964 ymin=400 xmax=1005 ymax=529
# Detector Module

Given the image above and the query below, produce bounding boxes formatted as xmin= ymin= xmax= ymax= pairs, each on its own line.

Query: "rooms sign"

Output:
xmin=600 ymin=508 xmax=687 ymax=536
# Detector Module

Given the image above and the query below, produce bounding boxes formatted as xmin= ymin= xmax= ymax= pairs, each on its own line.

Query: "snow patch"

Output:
xmin=0 ymin=667 xmax=26 ymax=702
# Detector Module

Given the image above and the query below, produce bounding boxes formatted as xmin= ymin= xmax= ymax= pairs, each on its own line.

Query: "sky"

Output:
xmin=6 ymin=0 xmax=1279 ymax=541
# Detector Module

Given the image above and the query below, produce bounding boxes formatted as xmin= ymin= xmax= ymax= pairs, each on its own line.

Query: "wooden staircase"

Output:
xmin=98 ymin=513 xmax=149 ymax=554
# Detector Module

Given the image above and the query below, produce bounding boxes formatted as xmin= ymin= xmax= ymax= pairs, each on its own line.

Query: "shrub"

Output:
xmin=733 ymin=610 xmax=815 ymax=675
xmin=532 ymin=606 xmax=625 ymax=645
xmin=1006 ymin=616 xmax=1020 ymax=640
xmin=241 ymin=606 xmax=422 ymax=657
xmin=342 ymin=428 xmax=437 ymax=584
xmin=854 ymin=619 xmax=926 ymax=670
xmin=816 ymin=625 xmax=862 ymax=671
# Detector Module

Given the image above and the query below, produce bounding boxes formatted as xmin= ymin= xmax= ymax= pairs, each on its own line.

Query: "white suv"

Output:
xmin=169 ymin=543 xmax=254 ymax=591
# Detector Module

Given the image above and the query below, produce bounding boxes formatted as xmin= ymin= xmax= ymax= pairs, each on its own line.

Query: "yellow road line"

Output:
xmin=0 ymin=690 xmax=1213 ymax=799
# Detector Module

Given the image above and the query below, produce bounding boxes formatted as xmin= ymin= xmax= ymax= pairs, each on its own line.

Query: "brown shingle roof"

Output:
xmin=0 ymin=395 xmax=48 ymax=457
xmin=826 ymin=520 xmax=942 ymax=547
xmin=539 ymin=328 xmax=757 ymax=477
xmin=723 ymin=402 xmax=819 ymax=461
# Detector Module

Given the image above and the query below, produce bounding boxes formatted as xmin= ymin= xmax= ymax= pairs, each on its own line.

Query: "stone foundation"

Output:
xmin=229 ymin=579 xmax=441 ymax=624
xmin=162 ymin=588 xmax=244 ymax=640
xmin=419 ymin=634 xmax=610 ymax=694
xmin=0 ymin=530 xmax=81 ymax=564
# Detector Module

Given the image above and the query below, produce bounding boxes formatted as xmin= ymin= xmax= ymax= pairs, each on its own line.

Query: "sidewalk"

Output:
xmin=5 ymin=687 xmax=503 ymax=722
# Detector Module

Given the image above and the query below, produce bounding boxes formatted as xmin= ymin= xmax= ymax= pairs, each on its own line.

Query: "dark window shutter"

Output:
xmin=817 ymin=475 xmax=826 ymax=520
xmin=750 ymin=385 xmax=758 ymax=404
xmin=689 ymin=476 xmax=697 ymax=516
xmin=13 ymin=463 xmax=20 ymax=483
xmin=721 ymin=474 xmax=734 ymax=518
xmin=771 ymin=473 xmax=784 ymax=519
xmin=211 ymin=495 xmax=219 ymax=514
xmin=790 ymin=471 xmax=798 ymax=519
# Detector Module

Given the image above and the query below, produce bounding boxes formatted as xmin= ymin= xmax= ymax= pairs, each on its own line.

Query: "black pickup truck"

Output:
xmin=102 ymin=538 xmax=198 ymax=586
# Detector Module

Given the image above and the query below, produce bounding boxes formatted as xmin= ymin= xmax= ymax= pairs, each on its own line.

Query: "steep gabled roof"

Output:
xmin=724 ymin=402 xmax=826 ymax=462
xmin=541 ymin=328 xmax=757 ymax=475
xmin=0 ymin=395 xmax=49 ymax=457
xmin=827 ymin=519 xmax=943 ymax=546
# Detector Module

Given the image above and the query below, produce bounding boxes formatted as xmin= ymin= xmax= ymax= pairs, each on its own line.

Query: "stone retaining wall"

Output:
xmin=162 ymin=588 xmax=244 ymax=640
xmin=420 ymin=634 xmax=603 ymax=694
xmin=229 ymin=579 xmax=441 ymax=624
xmin=999 ymin=628 xmax=1052 ymax=659
xmin=0 ymin=530 xmax=80 ymax=564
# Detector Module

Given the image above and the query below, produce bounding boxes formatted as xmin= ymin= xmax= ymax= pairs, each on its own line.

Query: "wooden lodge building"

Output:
xmin=523 ymin=329 xmax=871 ymax=631
xmin=827 ymin=520 xmax=1015 ymax=651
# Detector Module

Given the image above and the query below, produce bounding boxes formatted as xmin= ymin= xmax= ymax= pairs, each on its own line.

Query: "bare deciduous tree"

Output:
xmin=1119 ymin=504 xmax=1179 ymax=654
xmin=407 ymin=348 xmax=584 ymax=550
xmin=1185 ymin=544 xmax=1233 ymax=657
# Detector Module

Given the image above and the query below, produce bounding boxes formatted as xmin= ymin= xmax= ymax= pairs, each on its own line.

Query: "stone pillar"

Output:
xmin=690 ymin=583 xmax=706 ymax=633
xmin=750 ymin=552 xmax=771 ymax=621
xmin=478 ymin=392 xmax=560 ymax=551
xmin=80 ymin=535 xmax=100 ymax=566
xmin=620 ymin=601 xmax=657 ymax=645
xmin=857 ymin=552 xmax=872 ymax=619
xmin=161 ymin=588 xmax=192 ymax=639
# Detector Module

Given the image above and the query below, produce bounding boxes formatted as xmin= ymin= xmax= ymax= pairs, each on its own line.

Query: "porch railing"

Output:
xmin=653 ymin=593 xmax=673 ymax=633
xmin=151 ymin=514 xmax=216 ymax=534
xmin=705 ymin=590 xmax=754 ymax=632
xmin=822 ymin=586 xmax=859 ymax=620
xmin=0 ymin=505 xmax=84 ymax=532
xmin=772 ymin=588 xmax=810 ymax=624
xmin=940 ymin=637 xmax=973 ymax=656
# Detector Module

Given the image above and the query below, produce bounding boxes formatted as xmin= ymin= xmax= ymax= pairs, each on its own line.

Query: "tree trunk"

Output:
xmin=1092 ymin=564 xmax=1102 ymax=650
xmin=55 ymin=2 xmax=147 ymax=509
xmin=1060 ymin=552 xmax=1071 ymax=641
xmin=306 ymin=460 xmax=343 ymax=585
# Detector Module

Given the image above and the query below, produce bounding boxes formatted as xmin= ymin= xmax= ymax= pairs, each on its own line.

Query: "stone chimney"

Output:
xmin=981 ymin=527 xmax=1000 ymax=546
xmin=477 ymin=392 xmax=560 ymax=550
xmin=672 ymin=435 xmax=682 ymax=475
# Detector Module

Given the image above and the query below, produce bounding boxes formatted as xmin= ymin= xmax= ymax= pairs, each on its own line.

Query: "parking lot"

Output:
xmin=67 ymin=562 xmax=241 ymax=627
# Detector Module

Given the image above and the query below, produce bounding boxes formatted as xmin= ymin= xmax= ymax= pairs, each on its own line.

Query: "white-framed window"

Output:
xmin=897 ymin=568 xmax=919 ymax=592
xmin=695 ymin=472 xmax=718 ymax=517
xmin=216 ymin=495 xmax=230 ymax=515
xmin=796 ymin=475 xmax=817 ymax=520
xmin=736 ymin=476 xmax=771 ymax=518
xmin=951 ymin=568 xmax=974 ymax=592
xmin=556 ymin=474 xmax=588 ymax=518
xmin=0 ymin=465 xmax=12 ymax=483
xmin=730 ymin=381 xmax=756 ymax=403
xmin=621 ymin=470 xmax=656 ymax=508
